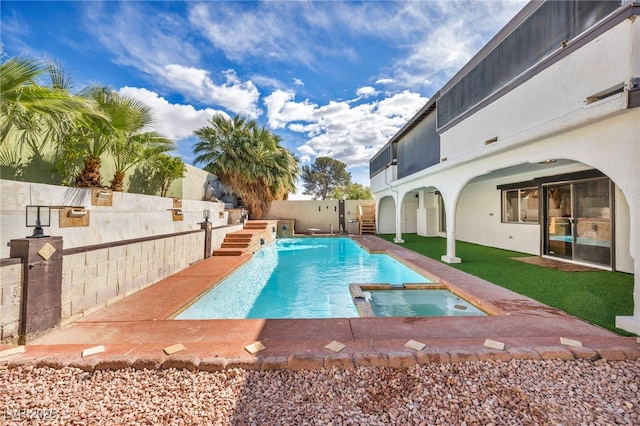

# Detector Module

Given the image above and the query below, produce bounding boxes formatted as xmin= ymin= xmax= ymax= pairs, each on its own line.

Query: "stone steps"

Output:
xmin=212 ymin=220 xmax=272 ymax=256
xmin=213 ymin=248 xmax=247 ymax=256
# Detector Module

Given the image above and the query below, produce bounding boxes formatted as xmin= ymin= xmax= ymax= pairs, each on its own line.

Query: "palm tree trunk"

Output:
xmin=110 ymin=171 xmax=126 ymax=192
xmin=75 ymin=157 xmax=102 ymax=188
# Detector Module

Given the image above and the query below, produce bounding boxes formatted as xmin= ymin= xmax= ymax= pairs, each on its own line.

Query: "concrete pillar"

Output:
xmin=394 ymin=194 xmax=404 ymax=243
xmin=10 ymin=237 xmax=63 ymax=343
xmin=615 ymin=195 xmax=640 ymax=334
xmin=441 ymin=195 xmax=461 ymax=264
xmin=615 ymin=256 xmax=640 ymax=334
xmin=201 ymin=222 xmax=212 ymax=259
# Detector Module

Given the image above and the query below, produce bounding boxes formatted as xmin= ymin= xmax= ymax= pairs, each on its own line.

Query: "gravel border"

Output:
xmin=2 ymin=359 xmax=639 ymax=425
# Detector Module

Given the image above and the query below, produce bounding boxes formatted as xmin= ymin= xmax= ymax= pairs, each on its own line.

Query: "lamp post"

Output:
xmin=26 ymin=206 xmax=51 ymax=238
xmin=201 ymin=209 xmax=212 ymax=258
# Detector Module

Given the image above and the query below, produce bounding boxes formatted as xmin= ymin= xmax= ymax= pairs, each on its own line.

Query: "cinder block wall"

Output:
xmin=60 ymin=231 xmax=203 ymax=324
xmin=1 ymin=224 xmax=243 ymax=342
xmin=0 ymin=261 xmax=23 ymax=341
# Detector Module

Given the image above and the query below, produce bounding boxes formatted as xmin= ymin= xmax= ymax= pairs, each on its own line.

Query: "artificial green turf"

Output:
xmin=378 ymin=234 xmax=635 ymax=335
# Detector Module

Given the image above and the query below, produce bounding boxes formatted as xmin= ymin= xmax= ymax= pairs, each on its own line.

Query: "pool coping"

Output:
xmin=1 ymin=235 xmax=638 ymax=370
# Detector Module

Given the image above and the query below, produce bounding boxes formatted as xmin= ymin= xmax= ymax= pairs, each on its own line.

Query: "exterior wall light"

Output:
xmin=67 ymin=208 xmax=87 ymax=218
xmin=203 ymin=209 xmax=210 ymax=222
xmin=26 ymin=205 xmax=51 ymax=238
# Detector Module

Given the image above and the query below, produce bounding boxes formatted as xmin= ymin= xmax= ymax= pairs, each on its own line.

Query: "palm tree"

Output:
xmin=108 ymin=99 xmax=174 ymax=191
xmin=0 ymin=56 xmax=93 ymax=180
xmin=193 ymin=114 xmax=299 ymax=218
xmin=71 ymin=86 xmax=166 ymax=188
xmin=110 ymin=131 xmax=175 ymax=191
xmin=0 ymin=56 xmax=88 ymax=146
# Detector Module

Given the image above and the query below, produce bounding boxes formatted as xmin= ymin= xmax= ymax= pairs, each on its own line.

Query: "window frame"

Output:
xmin=501 ymin=187 xmax=540 ymax=224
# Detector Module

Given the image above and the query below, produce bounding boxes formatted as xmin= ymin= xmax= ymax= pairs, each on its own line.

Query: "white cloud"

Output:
xmin=83 ymin=2 xmax=200 ymax=76
xmin=375 ymin=78 xmax=395 ymax=85
xmin=160 ymin=65 xmax=261 ymax=118
xmin=82 ymin=2 xmax=261 ymax=118
xmin=263 ymin=90 xmax=317 ymax=130
xmin=188 ymin=2 xmax=324 ymax=67
xmin=356 ymin=86 xmax=378 ymax=98
xmin=266 ymin=90 xmax=427 ymax=169
xmin=117 ymin=86 xmax=224 ymax=142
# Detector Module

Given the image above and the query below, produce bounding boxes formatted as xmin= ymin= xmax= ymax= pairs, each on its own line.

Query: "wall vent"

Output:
xmin=484 ymin=137 xmax=498 ymax=145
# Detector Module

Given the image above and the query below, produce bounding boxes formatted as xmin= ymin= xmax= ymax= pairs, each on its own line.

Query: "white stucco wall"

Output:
xmin=440 ymin=19 xmax=635 ymax=163
xmin=377 ymin=196 xmax=396 ymax=234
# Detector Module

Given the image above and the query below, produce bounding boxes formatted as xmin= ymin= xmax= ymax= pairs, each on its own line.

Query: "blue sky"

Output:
xmin=1 ymin=0 xmax=527 ymax=197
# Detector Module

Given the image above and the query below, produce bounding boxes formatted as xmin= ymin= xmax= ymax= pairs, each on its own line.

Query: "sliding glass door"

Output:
xmin=544 ymin=179 xmax=612 ymax=267
xmin=545 ymin=184 xmax=573 ymax=259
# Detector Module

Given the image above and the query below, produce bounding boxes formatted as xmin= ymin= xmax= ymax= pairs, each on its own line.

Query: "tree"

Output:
xmin=331 ymin=182 xmax=374 ymax=200
xmin=193 ymin=114 xmax=299 ymax=218
xmin=152 ymin=154 xmax=187 ymax=197
xmin=301 ymin=156 xmax=351 ymax=200
xmin=0 ymin=56 xmax=94 ymax=182
xmin=0 ymin=56 xmax=89 ymax=148
xmin=71 ymin=86 xmax=167 ymax=189
xmin=108 ymin=100 xmax=174 ymax=191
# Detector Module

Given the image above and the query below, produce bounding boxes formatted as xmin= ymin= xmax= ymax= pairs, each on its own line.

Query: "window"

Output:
xmin=502 ymin=188 xmax=539 ymax=223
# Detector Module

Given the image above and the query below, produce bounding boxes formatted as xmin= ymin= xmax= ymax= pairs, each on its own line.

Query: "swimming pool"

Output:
xmin=175 ymin=237 xmax=430 ymax=319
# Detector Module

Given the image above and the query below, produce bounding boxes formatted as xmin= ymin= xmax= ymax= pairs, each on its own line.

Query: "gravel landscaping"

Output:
xmin=2 ymin=359 xmax=639 ymax=425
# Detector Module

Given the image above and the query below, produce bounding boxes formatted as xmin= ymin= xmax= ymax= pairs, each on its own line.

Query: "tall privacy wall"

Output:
xmin=263 ymin=200 xmax=376 ymax=234
xmin=0 ymin=179 xmax=229 ymax=259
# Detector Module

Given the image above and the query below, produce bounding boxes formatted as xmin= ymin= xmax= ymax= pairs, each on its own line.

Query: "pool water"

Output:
xmin=366 ymin=289 xmax=487 ymax=317
xmin=175 ymin=237 xmax=430 ymax=319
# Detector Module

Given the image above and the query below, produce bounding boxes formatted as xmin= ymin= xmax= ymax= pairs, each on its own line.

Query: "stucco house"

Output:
xmin=368 ymin=0 xmax=640 ymax=334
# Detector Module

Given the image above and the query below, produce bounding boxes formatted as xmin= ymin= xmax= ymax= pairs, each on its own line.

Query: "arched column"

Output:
xmin=440 ymin=187 xmax=462 ymax=264
xmin=393 ymin=189 xmax=410 ymax=243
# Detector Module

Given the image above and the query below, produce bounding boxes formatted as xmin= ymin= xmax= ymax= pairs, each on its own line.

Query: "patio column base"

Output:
xmin=441 ymin=255 xmax=461 ymax=264
xmin=393 ymin=238 xmax=405 ymax=243
xmin=615 ymin=316 xmax=640 ymax=335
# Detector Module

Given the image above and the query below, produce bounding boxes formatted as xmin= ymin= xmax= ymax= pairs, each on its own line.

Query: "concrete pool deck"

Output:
xmin=1 ymin=235 xmax=638 ymax=370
